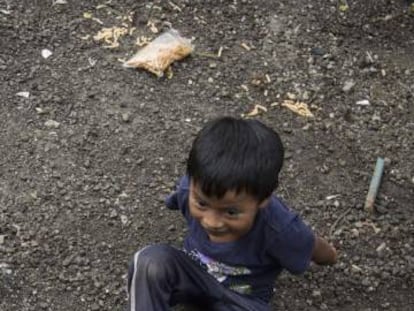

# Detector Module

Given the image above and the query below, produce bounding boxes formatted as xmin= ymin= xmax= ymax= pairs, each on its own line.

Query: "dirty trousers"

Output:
xmin=126 ymin=244 xmax=270 ymax=311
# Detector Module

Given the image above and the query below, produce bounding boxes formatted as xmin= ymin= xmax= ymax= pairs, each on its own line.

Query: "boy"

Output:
xmin=127 ymin=117 xmax=337 ymax=311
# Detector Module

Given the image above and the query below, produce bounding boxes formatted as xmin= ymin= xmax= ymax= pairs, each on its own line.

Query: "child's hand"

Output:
xmin=312 ymin=235 xmax=338 ymax=265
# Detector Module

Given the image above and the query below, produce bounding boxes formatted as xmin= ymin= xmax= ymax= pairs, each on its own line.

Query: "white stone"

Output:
xmin=16 ymin=91 xmax=30 ymax=98
xmin=44 ymin=120 xmax=60 ymax=129
xmin=41 ymin=49 xmax=53 ymax=59
xmin=356 ymin=99 xmax=370 ymax=106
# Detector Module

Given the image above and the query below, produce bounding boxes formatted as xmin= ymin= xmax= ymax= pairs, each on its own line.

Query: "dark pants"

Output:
xmin=126 ymin=244 xmax=270 ymax=311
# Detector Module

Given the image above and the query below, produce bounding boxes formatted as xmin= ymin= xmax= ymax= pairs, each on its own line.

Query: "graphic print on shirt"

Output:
xmin=186 ymin=249 xmax=252 ymax=294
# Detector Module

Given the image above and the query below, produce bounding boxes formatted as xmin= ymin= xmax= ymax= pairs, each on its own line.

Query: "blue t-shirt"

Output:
xmin=166 ymin=176 xmax=315 ymax=303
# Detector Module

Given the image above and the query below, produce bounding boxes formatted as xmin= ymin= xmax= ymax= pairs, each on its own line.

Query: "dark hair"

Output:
xmin=187 ymin=117 xmax=284 ymax=202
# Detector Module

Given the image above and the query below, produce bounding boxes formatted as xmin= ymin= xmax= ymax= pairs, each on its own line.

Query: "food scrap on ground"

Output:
xmin=244 ymin=104 xmax=268 ymax=117
xmin=147 ymin=21 xmax=159 ymax=34
xmin=280 ymin=99 xmax=314 ymax=118
xmin=93 ymin=26 xmax=129 ymax=49
xmin=135 ymin=36 xmax=152 ymax=47
xmin=241 ymin=43 xmax=251 ymax=51
xmin=83 ymin=12 xmax=104 ymax=25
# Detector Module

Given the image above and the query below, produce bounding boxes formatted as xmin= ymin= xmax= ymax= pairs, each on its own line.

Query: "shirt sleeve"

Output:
xmin=165 ymin=176 xmax=190 ymax=218
xmin=268 ymin=215 xmax=315 ymax=274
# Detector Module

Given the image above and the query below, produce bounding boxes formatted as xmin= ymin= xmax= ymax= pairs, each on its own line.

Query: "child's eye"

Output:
xmin=225 ymin=207 xmax=240 ymax=217
xmin=197 ymin=199 xmax=208 ymax=208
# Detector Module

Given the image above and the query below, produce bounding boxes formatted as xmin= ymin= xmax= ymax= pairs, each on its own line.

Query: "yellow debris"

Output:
xmin=241 ymin=43 xmax=251 ymax=51
xmin=281 ymin=100 xmax=314 ymax=118
xmin=135 ymin=36 xmax=151 ymax=47
xmin=217 ymin=46 xmax=223 ymax=57
xmin=83 ymin=12 xmax=93 ymax=19
xmin=165 ymin=66 xmax=174 ymax=79
xmin=147 ymin=21 xmax=159 ymax=34
xmin=339 ymin=4 xmax=349 ymax=12
xmin=245 ymin=104 xmax=267 ymax=117
xmin=94 ymin=26 xmax=129 ymax=49
xmin=286 ymin=92 xmax=296 ymax=100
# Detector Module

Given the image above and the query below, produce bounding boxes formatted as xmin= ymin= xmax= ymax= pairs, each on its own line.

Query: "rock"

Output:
xmin=351 ymin=264 xmax=362 ymax=273
xmin=376 ymin=242 xmax=386 ymax=254
xmin=122 ymin=113 xmax=131 ymax=123
xmin=311 ymin=47 xmax=326 ymax=56
xmin=109 ymin=210 xmax=118 ymax=219
xmin=312 ymin=290 xmax=322 ymax=298
xmin=356 ymin=100 xmax=370 ymax=106
xmin=136 ymin=221 xmax=145 ymax=229
xmin=351 ymin=228 xmax=359 ymax=237
xmin=16 ymin=91 xmax=30 ymax=98
xmin=0 ymin=235 xmax=5 ymax=244
xmin=44 ymin=120 xmax=60 ymax=129
xmin=354 ymin=221 xmax=363 ymax=228
xmin=39 ymin=302 xmax=48 ymax=309
xmin=342 ymin=80 xmax=355 ymax=92
xmin=362 ymin=277 xmax=370 ymax=286
xmin=63 ymin=255 xmax=73 ymax=267
xmin=41 ymin=49 xmax=53 ymax=59
xmin=120 ymin=215 xmax=128 ymax=225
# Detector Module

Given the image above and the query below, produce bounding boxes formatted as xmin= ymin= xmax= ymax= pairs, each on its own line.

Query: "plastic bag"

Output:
xmin=123 ymin=29 xmax=193 ymax=77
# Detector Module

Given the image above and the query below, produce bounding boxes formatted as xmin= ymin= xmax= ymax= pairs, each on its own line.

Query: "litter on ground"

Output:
xmin=244 ymin=104 xmax=268 ymax=117
xmin=280 ymin=100 xmax=314 ymax=118
xmin=94 ymin=26 xmax=129 ymax=49
xmin=123 ymin=29 xmax=193 ymax=77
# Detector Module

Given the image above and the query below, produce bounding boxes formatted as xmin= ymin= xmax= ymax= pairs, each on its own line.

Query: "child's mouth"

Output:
xmin=202 ymin=226 xmax=228 ymax=236
xmin=206 ymin=229 xmax=228 ymax=237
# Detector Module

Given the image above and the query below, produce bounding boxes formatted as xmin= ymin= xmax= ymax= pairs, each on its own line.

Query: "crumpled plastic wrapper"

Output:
xmin=123 ymin=29 xmax=193 ymax=77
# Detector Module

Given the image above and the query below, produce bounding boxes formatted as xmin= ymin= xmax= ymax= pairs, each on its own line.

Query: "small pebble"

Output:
xmin=311 ymin=47 xmax=326 ymax=56
xmin=342 ymin=80 xmax=355 ymax=92
xmin=44 ymin=120 xmax=60 ymax=129
xmin=41 ymin=49 xmax=53 ymax=59
xmin=109 ymin=210 xmax=118 ymax=218
xmin=356 ymin=99 xmax=370 ymax=106
xmin=122 ymin=113 xmax=131 ymax=123
xmin=351 ymin=228 xmax=359 ymax=237
xmin=376 ymin=242 xmax=386 ymax=253
xmin=120 ymin=215 xmax=128 ymax=225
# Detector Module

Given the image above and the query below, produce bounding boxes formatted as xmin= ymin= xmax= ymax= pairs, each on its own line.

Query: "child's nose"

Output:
xmin=202 ymin=212 xmax=224 ymax=231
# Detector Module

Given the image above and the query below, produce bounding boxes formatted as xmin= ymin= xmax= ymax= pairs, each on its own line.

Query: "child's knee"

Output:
xmin=130 ymin=244 xmax=176 ymax=282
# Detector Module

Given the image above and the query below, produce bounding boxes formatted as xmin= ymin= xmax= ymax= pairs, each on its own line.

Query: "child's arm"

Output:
xmin=312 ymin=235 xmax=337 ymax=265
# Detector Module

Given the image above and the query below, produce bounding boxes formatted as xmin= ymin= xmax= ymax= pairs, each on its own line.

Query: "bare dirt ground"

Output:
xmin=1 ymin=0 xmax=414 ymax=310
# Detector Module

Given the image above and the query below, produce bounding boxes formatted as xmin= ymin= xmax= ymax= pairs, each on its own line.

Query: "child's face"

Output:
xmin=189 ymin=180 xmax=268 ymax=243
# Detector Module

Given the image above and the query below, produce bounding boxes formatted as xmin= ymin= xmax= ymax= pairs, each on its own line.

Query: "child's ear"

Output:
xmin=258 ymin=197 xmax=270 ymax=209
